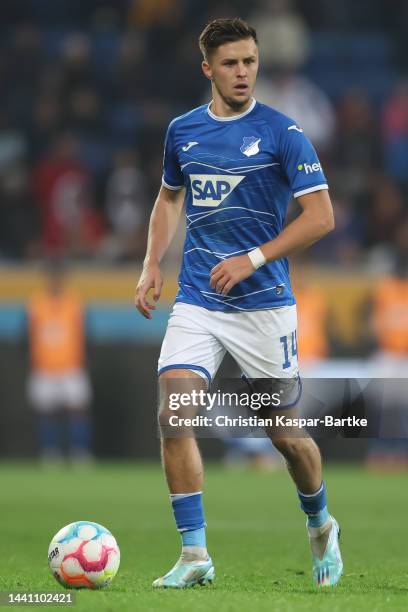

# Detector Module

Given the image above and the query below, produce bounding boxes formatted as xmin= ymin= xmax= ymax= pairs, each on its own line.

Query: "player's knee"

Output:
xmin=158 ymin=369 xmax=206 ymax=428
xmin=157 ymin=390 xmax=187 ymax=434
xmin=157 ymin=397 xmax=173 ymax=430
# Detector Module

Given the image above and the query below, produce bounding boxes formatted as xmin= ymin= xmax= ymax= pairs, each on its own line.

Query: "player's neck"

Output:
xmin=209 ymin=96 xmax=254 ymax=118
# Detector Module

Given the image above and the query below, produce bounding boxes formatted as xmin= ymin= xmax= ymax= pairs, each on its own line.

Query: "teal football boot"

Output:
xmin=310 ymin=516 xmax=343 ymax=587
xmin=152 ymin=557 xmax=214 ymax=588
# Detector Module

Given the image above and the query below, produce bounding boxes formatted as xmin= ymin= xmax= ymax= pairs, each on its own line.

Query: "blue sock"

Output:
xmin=38 ymin=415 xmax=60 ymax=454
xmin=298 ymin=481 xmax=330 ymax=528
xmin=170 ymin=492 xmax=207 ymax=548
xmin=68 ymin=413 xmax=92 ymax=454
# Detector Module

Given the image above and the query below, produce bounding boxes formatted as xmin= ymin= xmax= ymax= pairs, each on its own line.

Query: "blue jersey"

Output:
xmin=162 ymin=99 xmax=328 ymax=312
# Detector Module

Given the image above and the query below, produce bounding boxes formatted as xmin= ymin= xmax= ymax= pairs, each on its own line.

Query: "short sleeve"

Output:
xmin=279 ymin=123 xmax=328 ymax=199
xmin=162 ymin=120 xmax=184 ymax=190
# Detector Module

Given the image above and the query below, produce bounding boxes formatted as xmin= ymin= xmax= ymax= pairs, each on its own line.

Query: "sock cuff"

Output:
xmin=171 ymin=491 xmax=205 ymax=532
xmin=170 ymin=491 xmax=202 ymax=501
xmin=297 ymin=482 xmax=324 ymax=498
xmin=298 ymin=481 xmax=327 ymax=515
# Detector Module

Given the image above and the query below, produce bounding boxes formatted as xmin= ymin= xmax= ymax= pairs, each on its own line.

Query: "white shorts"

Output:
xmin=158 ymin=302 xmax=299 ymax=383
xmin=28 ymin=370 xmax=92 ymax=413
xmin=371 ymin=351 xmax=408 ymax=378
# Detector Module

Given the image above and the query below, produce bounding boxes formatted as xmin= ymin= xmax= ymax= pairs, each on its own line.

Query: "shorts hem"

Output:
xmin=158 ymin=364 xmax=212 ymax=383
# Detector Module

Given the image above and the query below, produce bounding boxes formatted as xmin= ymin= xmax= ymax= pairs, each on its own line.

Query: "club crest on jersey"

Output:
xmin=240 ymin=136 xmax=261 ymax=157
xmin=189 ymin=174 xmax=245 ymax=207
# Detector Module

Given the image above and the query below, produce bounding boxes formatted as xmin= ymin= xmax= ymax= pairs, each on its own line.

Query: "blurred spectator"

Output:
xmin=0 ymin=111 xmax=27 ymax=173
xmin=309 ymin=194 xmax=363 ymax=264
xmin=255 ymin=70 xmax=335 ymax=150
xmin=99 ymin=149 xmax=147 ymax=261
xmin=27 ymin=261 xmax=93 ymax=462
xmin=363 ymin=174 xmax=404 ymax=256
xmin=59 ymin=33 xmax=95 ymax=97
xmin=292 ymin=264 xmax=330 ymax=368
xmin=382 ymin=81 xmax=408 ymax=187
xmin=372 ymin=219 xmax=408 ymax=356
xmin=6 ymin=26 xmax=43 ymax=124
xmin=35 ymin=64 xmax=64 ymax=100
xmin=112 ymin=35 xmax=147 ymax=104
xmin=0 ymin=165 xmax=40 ymax=260
xmin=366 ymin=219 xmax=408 ymax=471
xmin=298 ymin=0 xmax=385 ymax=30
xmin=32 ymin=132 xmax=105 ymax=258
xmin=66 ymin=87 xmax=104 ymax=137
xmin=128 ymin=0 xmax=182 ymax=29
xmin=27 ymin=95 xmax=62 ymax=161
xmin=330 ymin=90 xmax=381 ymax=197
xmin=382 ymin=81 xmax=408 ymax=141
xmin=249 ymin=0 xmax=310 ymax=70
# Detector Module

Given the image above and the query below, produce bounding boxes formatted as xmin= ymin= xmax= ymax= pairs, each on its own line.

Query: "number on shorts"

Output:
xmin=280 ymin=331 xmax=297 ymax=369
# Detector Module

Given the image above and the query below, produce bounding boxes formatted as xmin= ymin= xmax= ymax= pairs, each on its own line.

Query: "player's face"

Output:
xmin=202 ymin=38 xmax=259 ymax=111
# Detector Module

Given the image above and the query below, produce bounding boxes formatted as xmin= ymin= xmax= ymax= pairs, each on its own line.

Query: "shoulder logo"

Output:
xmin=297 ymin=161 xmax=322 ymax=174
xmin=182 ymin=141 xmax=199 ymax=152
xmin=288 ymin=125 xmax=303 ymax=133
xmin=240 ymin=137 xmax=261 ymax=157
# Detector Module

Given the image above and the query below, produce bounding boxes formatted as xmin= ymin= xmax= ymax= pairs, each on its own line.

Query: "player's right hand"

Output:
xmin=135 ymin=264 xmax=163 ymax=319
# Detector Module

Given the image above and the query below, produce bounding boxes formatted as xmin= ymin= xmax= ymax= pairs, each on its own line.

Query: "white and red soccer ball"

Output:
xmin=48 ymin=521 xmax=120 ymax=589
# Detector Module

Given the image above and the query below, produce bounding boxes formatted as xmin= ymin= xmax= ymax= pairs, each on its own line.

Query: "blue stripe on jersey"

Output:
xmin=162 ymin=100 xmax=328 ymax=312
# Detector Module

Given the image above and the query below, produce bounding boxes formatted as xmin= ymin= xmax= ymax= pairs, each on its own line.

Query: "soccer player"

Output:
xmin=135 ymin=18 xmax=343 ymax=588
xmin=27 ymin=261 xmax=93 ymax=462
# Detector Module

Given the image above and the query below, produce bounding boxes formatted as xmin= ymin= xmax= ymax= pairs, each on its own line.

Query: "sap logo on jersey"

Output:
xmin=190 ymin=174 xmax=245 ymax=206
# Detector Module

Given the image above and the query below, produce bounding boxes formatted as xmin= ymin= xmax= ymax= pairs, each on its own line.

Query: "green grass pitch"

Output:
xmin=1 ymin=462 xmax=407 ymax=611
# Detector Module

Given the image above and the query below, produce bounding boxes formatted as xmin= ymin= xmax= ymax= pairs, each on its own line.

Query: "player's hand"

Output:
xmin=210 ymin=255 xmax=255 ymax=295
xmin=135 ymin=264 xmax=163 ymax=319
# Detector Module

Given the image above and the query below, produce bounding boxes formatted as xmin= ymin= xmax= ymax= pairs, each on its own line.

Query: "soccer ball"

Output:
xmin=48 ymin=521 xmax=120 ymax=589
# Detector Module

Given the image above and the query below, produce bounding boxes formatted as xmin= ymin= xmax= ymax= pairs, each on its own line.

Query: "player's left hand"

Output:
xmin=210 ymin=255 xmax=255 ymax=295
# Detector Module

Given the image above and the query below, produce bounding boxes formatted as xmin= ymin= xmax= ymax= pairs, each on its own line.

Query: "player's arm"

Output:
xmin=260 ymin=189 xmax=334 ymax=259
xmin=210 ymin=189 xmax=334 ymax=295
xmin=135 ymin=186 xmax=185 ymax=318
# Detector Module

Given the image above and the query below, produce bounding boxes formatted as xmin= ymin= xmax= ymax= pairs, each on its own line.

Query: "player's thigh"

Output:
xmin=221 ymin=305 xmax=299 ymax=379
xmin=158 ymin=302 xmax=226 ymax=385
xmin=61 ymin=370 xmax=92 ymax=410
xmin=158 ymin=367 xmax=208 ymax=432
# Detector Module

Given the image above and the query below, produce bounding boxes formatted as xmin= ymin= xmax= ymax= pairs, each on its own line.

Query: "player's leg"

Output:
xmin=153 ymin=303 xmax=225 ymax=587
xmin=63 ymin=370 xmax=93 ymax=462
xmin=220 ymin=305 xmax=342 ymax=586
xmin=27 ymin=372 xmax=63 ymax=461
xmin=153 ymin=369 xmax=214 ymax=588
xmin=159 ymin=369 xmax=206 ymax=493
xmin=267 ymin=431 xmax=342 ymax=586
xmin=270 ymin=434 xmax=321 ymax=492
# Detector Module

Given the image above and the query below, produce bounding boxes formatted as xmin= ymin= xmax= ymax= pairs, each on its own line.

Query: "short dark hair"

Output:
xmin=199 ymin=18 xmax=258 ymax=60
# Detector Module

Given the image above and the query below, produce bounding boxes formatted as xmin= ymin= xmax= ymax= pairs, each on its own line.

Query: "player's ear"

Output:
xmin=202 ymin=60 xmax=212 ymax=81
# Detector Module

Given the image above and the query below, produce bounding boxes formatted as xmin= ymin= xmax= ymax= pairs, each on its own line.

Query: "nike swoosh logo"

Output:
xmin=288 ymin=125 xmax=303 ymax=133
xmin=182 ymin=141 xmax=199 ymax=151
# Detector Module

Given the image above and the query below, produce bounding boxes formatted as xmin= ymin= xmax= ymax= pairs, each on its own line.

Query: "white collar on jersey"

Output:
xmin=207 ymin=98 xmax=257 ymax=121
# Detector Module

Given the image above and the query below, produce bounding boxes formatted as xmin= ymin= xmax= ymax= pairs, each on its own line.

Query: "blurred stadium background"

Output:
xmin=0 ymin=0 xmax=407 ymax=464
